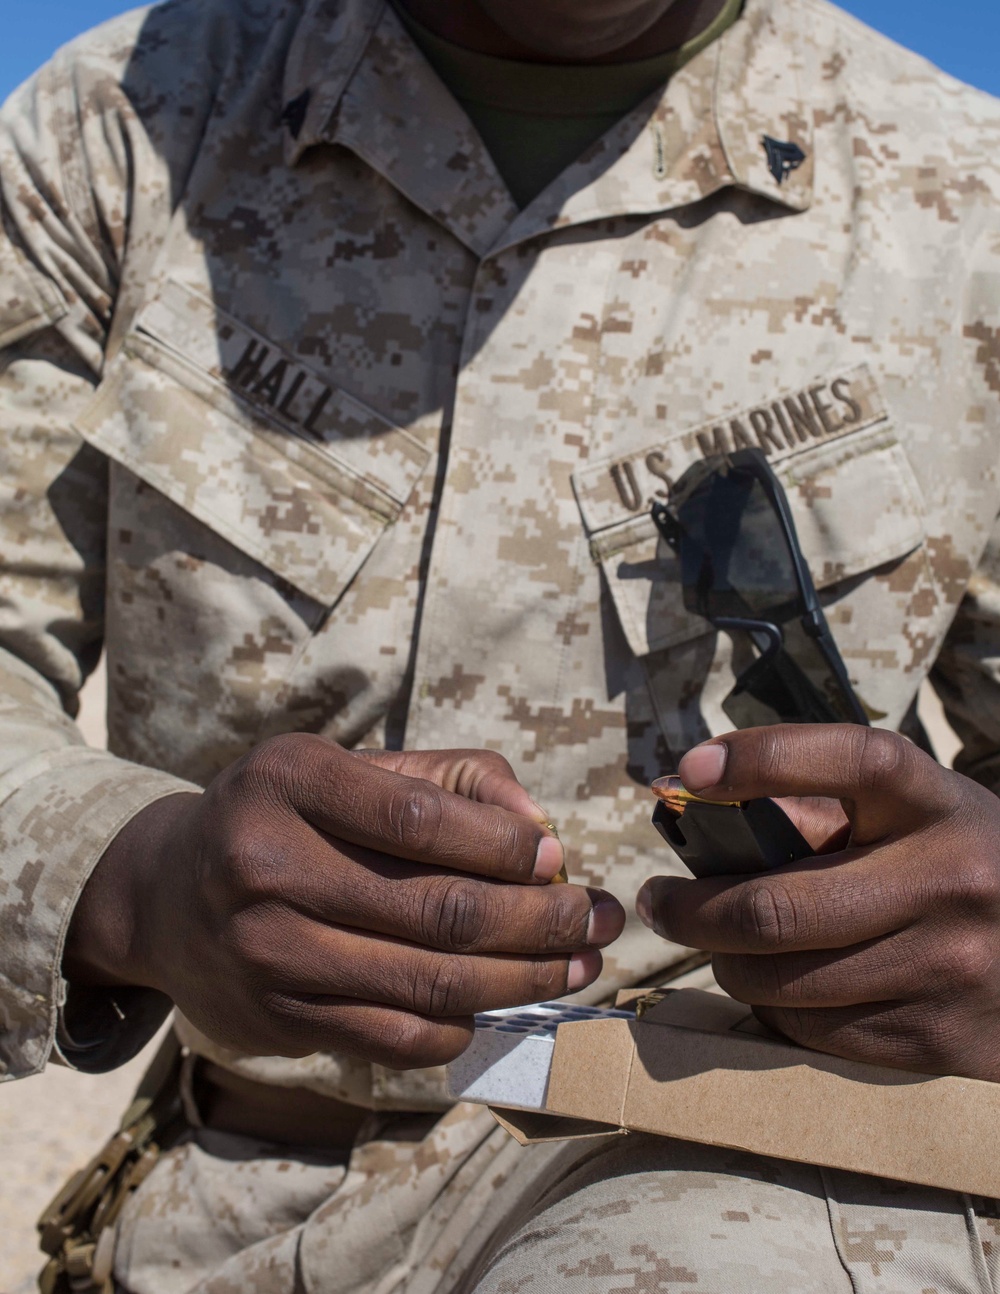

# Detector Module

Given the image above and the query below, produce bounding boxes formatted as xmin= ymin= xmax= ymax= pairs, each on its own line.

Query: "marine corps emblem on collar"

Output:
xmin=762 ymin=135 xmax=807 ymax=186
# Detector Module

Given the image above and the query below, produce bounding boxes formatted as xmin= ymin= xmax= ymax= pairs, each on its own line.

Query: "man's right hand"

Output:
xmin=63 ymin=736 xmax=624 ymax=1068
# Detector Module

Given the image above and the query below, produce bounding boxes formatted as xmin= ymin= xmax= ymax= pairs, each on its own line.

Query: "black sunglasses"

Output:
xmin=651 ymin=448 xmax=869 ymax=729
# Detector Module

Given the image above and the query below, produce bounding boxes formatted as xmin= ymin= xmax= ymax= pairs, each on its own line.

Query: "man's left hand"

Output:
xmin=637 ymin=724 xmax=1000 ymax=1080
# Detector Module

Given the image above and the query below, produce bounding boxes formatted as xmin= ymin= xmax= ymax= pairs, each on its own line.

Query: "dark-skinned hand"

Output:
xmin=64 ymin=736 xmax=624 ymax=1069
xmin=637 ymin=723 xmax=1000 ymax=1081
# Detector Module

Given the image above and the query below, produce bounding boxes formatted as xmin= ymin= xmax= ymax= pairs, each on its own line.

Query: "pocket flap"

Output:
xmin=74 ymin=281 xmax=431 ymax=607
xmin=575 ymin=370 xmax=926 ymax=659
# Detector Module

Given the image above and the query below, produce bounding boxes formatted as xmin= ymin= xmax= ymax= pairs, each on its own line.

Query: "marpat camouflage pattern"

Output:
xmin=1 ymin=0 xmax=1000 ymax=1285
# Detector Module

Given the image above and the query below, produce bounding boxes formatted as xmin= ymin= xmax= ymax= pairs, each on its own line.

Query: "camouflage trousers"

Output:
xmin=112 ymin=1101 xmax=1000 ymax=1294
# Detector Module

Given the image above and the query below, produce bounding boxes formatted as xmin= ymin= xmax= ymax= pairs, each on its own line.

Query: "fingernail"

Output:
xmin=586 ymin=895 xmax=623 ymax=945
xmin=679 ymin=742 xmax=728 ymax=792
xmin=636 ymin=884 xmax=654 ymax=929
xmin=566 ymin=949 xmax=601 ymax=992
xmin=534 ymin=835 xmax=565 ymax=882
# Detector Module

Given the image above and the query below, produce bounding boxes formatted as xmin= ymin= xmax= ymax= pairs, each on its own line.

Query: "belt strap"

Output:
xmin=37 ymin=1030 xmax=186 ymax=1294
xmin=194 ymin=1059 xmax=372 ymax=1151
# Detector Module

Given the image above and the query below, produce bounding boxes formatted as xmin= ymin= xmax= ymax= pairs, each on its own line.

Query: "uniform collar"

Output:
xmin=281 ymin=0 xmax=814 ymax=258
xmin=284 ymin=0 xmax=517 ymax=255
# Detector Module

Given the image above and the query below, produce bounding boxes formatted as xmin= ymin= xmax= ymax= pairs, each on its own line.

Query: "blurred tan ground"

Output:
xmin=0 ymin=670 xmax=963 ymax=1293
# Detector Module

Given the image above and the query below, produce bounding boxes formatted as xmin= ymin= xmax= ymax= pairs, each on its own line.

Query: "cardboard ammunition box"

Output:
xmin=489 ymin=988 xmax=1000 ymax=1197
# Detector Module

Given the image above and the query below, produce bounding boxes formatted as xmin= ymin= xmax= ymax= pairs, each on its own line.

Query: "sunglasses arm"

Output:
xmin=713 ymin=617 xmax=783 ymax=666
xmin=806 ymin=621 xmax=871 ymax=726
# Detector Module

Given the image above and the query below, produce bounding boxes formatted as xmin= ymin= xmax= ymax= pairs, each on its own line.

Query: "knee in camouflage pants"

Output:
xmin=111 ymin=1103 xmax=1000 ymax=1294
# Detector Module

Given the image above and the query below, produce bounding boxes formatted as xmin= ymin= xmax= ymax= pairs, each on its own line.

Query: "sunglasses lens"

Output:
xmin=723 ymin=620 xmax=862 ymax=727
xmin=660 ymin=450 xmax=868 ymax=730
xmin=674 ymin=461 xmax=802 ymax=622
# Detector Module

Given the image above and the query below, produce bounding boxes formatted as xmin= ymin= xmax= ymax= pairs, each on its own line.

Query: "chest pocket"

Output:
xmin=74 ymin=279 xmax=430 ymax=608
xmin=573 ymin=367 xmax=928 ymax=661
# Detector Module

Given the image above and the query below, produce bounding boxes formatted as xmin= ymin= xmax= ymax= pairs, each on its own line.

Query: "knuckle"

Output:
xmin=525 ymin=957 xmax=572 ymax=1002
xmin=243 ymin=994 xmax=464 ymax=1069
xmin=750 ymin=729 xmax=796 ymax=789
xmin=463 ymin=807 xmax=529 ymax=873
xmin=709 ymin=953 xmax=747 ymax=1000
xmin=542 ymin=896 xmax=586 ymax=950
xmin=946 ymin=858 xmax=1000 ymax=916
xmin=473 ymin=753 xmax=521 ymax=805
xmin=234 ymin=734 xmax=339 ymax=807
xmin=851 ymin=726 xmax=910 ymax=794
xmin=736 ymin=950 xmax=818 ymax=1007
xmin=220 ymin=830 xmax=290 ymax=904
xmin=713 ymin=953 xmax=782 ymax=1004
xmin=933 ymin=935 xmax=994 ymax=996
xmin=250 ymin=983 xmax=292 ymax=1025
xmin=461 ymin=749 xmax=518 ymax=789
xmin=766 ymin=1002 xmax=965 ymax=1077
xmin=412 ymin=958 xmax=472 ymax=1017
xmin=390 ymin=782 xmax=444 ymax=856
xmin=476 ymin=750 xmax=516 ymax=778
xmin=255 ymin=991 xmax=325 ymax=1053
xmin=496 ymin=818 xmax=533 ymax=869
xmin=236 ymin=735 xmax=300 ymax=792
xmin=730 ymin=879 xmax=801 ymax=952
xmin=766 ymin=1005 xmax=828 ymax=1050
xmin=423 ymin=877 xmax=490 ymax=950
xmin=905 ymin=1012 xmax=965 ymax=1073
xmin=373 ymin=1011 xmax=444 ymax=1069
xmin=793 ymin=1010 xmax=838 ymax=1051
xmin=223 ymin=912 xmax=281 ymax=977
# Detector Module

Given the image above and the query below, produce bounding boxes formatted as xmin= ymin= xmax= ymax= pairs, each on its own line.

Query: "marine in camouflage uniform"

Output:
xmin=2 ymin=0 xmax=1000 ymax=1287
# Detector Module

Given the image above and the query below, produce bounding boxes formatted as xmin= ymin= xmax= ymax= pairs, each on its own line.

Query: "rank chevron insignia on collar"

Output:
xmin=762 ymin=135 xmax=807 ymax=185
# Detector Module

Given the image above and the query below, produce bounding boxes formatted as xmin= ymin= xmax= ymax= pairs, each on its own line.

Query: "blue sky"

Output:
xmin=2 ymin=0 xmax=998 ymax=105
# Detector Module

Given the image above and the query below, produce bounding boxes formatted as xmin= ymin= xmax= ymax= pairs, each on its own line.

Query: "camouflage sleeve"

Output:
xmin=930 ymin=515 xmax=1000 ymax=795
xmin=0 ymin=28 xmax=208 ymax=1080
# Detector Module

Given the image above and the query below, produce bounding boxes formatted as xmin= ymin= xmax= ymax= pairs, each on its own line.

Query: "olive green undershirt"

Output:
xmin=392 ymin=0 xmax=743 ymax=208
